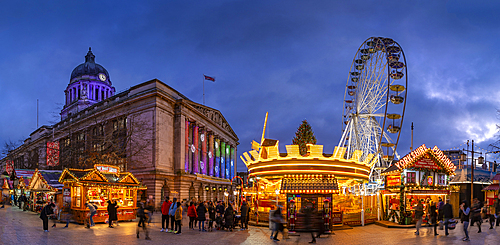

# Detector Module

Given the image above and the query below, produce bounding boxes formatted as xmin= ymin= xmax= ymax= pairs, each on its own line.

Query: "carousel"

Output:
xmin=240 ymin=115 xmax=377 ymax=230
xmin=58 ymin=165 xmax=147 ymax=224
xmin=380 ymin=144 xmax=456 ymax=224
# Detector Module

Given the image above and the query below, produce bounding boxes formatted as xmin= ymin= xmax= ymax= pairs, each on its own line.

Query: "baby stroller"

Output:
xmin=448 ymin=219 xmax=457 ymax=230
xmin=215 ymin=215 xmax=224 ymax=230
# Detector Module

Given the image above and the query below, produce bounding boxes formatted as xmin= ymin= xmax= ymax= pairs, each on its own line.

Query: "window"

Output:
xmin=438 ymin=174 xmax=446 ymax=185
xmin=406 ymin=171 xmax=416 ymax=184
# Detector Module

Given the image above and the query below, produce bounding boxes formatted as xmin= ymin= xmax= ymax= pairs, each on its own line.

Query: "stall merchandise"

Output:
xmin=58 ymin=165 xmax=146 ymax=224
xmin=381 ymin=144 xmax=456 ymax=225
xmin=27 ymin=169 xmax=62 ymax=212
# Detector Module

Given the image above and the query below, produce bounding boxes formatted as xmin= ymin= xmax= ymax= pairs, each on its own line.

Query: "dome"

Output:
xmin=70 ymin=48 xmax=110 ymax=84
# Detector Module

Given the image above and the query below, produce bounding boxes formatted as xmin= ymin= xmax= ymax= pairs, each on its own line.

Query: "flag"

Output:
xmin=204 ymin=75 xmax=215 ymax=82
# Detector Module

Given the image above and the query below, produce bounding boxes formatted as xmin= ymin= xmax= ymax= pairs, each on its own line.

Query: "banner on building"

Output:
xmin=5 ymin=160 xmax=14 ymax=175
xmin=46 ymin=141 xmax=60 ymax=166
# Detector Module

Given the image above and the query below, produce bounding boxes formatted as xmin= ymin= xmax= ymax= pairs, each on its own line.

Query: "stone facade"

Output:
xmin=0 ymin=51 xmax=238 ymax=209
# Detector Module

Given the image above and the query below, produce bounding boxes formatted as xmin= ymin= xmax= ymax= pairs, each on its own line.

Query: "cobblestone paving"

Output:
xmin=1 ymin=205 xmax=499 ymax=245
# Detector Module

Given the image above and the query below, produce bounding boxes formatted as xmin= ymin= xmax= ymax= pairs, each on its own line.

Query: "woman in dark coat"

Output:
xmin=197 ymin=202 xmax=207 ymax=231
xmin=107 ymin=200 xmax=117 ymax=228
xmin=40 ymin=203 xmax=55 ymax=232
xmin=224 ymin=204 xmax=235 ymax=231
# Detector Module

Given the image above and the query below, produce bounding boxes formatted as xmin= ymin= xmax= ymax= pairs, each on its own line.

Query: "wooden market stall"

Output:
xmin=27 ymin=169 xmax=62 ymax=212
xmin=381 ymin=144 xmax=456 ymax=225
xmin=58 ymin=165 xmax=146 ymax=224
xmin=482 ymin=173 xmax=500 ymax=208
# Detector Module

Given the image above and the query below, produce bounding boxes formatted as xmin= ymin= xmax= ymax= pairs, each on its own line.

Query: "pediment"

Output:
xmin=81 ymin=169 xmax=108 ymax=182
xmin=118 ymin=173 xmax=139 ymax=184
xmin=189 ymin=102 xmax=237 ymax=138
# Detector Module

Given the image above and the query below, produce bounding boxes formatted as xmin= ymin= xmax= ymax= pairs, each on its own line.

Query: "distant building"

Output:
xmin=0 ymin=48 xmax=239 ymax=208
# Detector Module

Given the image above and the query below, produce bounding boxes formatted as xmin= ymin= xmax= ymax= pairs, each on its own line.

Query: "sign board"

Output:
xmin=63 ymin=187 xmax=71 ymax=205
xmin=5 ymin=160 xmax=13 ymax=175
xmin=387 ymin=176 xmax=401 ymax=186
xmin=95 ymin=165 xmax=119 ymax=174
xmin=331 ymin=211 xmax=343 ymax=224
xmin=414 ymin=155 xmax=440 ymax=170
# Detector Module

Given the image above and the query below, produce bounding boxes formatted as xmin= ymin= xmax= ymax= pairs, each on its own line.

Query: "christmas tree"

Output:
xmin=292 ymin=120 xmax=317 ymax=156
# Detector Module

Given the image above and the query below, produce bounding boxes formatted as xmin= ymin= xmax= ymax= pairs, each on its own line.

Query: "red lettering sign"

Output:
xmin=331 ymin=211 xmax=343 ymax=224
xmin=414 ymin=155 xmax=440 ymax=170
xmin=387 ymin=176 xmax=401 ymax=186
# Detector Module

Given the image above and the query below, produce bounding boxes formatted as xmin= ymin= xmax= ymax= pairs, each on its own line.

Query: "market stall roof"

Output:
xmin=28 ymin=169 xmax=62 ymax=192
xmin=381 ymin=164 xmax=399 ymax=176
xmin=483 ymin=183 xmax=499 ymax=191
xmin=59 ymin=165 xmax=146 ymax=189
xmin=6 ymin=169 xmax=34 ymax=188
xmin=2 ymin=178 xmax=10 ymax=189
xmin=280 ymin=174 xmax=339 ymax=194
xmin=383 ymin=144 xmax=456 ymax=176
xmin=492 ymin=173 xmax=500 ymax=181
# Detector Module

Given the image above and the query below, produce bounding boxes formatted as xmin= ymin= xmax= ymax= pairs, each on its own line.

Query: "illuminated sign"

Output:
xmin=414 ymin=155 xmax=440 ymax=170
xmin=95 ymin=165 xmax=119 ymax=174
xmin=427 ymin=176 xmax=433 ymax=186
xmin=387 ymin=176 xmax=401 ymax=186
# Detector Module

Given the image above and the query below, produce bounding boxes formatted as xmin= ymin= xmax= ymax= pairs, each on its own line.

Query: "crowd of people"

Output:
xmin=413 ymin=196 xmax=500 ymax=242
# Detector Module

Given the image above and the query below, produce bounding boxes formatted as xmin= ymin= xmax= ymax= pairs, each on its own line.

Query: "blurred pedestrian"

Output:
xmin=160 ymin=197 xmax=171 ymax=232
xmin=495 ymin=196 xmax=500 ymax=227
xmin=442 ymin=199 xmax=453 ymax=236
xmin=208 ymin=201 xmax=216 ymax=232
xmin=471 ymin=198 xmax=482 ymax=233
xmin=240 ymin=201 xmax=249 ymax=230
xmin=271 ymin=206 xmax=284 ymax=242
xmin=85 ymin=202 xmax=97 ymax=227
xmin=429 ymin=201 xmax=438 ymax=236
xmin=136 ymin=201 xmax=151 ymax=240
xmin=146 ymin=199 xmax=154 ymax=226
xmin=460 ymin=200 xmax=471 ymax=241
xmin=414 ymin=199 xmax=424 ymax=235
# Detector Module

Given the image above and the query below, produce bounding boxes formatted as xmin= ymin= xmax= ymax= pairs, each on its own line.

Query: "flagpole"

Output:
xmin=203 ymin=75 xmax=205 ymax=105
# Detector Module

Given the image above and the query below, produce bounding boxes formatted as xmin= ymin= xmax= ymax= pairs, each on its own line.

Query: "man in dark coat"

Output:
xmin=40 ymin=203 xmax=55 ymax=232
xmin=442 ymin=199 xmax=453 ymax=236
xmin=240 ymin=201 xmax=249 ymax=230
xmin=197 ymin=202 xmax=207 ymax=231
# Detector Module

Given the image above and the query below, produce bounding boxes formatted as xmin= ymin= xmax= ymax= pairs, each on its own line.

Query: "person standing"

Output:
xmin=188 ymin=202 xmax=197 ymax=229
xmin=168 ymin=198 xmax=178 ymax=233
xmin=225 ymin=203 xmax=235 ymax=232
xmin=495 ymin=196 xmax=500 ymax=227
xmin=160 ymin=197 xmax=171 ymax=232
xmin=414 ymin=199 xmax=424 ymax=235
xmin=197 ymin=202 xmax=207 ymax=232
xmin=40 ymin=203 xmax=55 ymax=232
xmin=107 ymin=200 xmax=117 ymax=228
xmin=429 ymin=201 xmax=438 ymax=236
xmin=442 ymin=199 xmax=453 ymax=236
xmin=207 ymin=201 xmax=216 ymax=232
xmin=461 ymin=200 xmax=471 ymax=241
xmin=174 ymin=201 xmax=183 ymax=235
xmin=240 ymin=201 xmax=249 ymax=230
xmin=85 ymin=202 xmax=98 ymax=227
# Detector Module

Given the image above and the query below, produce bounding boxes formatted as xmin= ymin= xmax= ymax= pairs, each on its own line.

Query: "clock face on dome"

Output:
xmin=99 ymin=73 xmax=106 ymax=82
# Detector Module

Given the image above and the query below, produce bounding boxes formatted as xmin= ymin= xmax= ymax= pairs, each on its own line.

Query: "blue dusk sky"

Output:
xmin=1 ymin=0 xmax=500 ymax=170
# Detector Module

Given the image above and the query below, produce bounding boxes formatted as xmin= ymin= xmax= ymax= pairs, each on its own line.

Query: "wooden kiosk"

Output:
xmin=381 ymin=144 xmax=456 ymax=224
xmin=58 ymin=165 xmax=146 ymax=224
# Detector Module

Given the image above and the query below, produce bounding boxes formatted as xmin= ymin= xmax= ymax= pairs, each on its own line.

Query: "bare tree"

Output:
xmin=1 ymin=139 xmax=22 ymax=159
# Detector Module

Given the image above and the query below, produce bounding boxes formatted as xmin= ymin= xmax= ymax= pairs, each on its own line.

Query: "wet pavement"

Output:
xmin=1 ymin=205 xmax=499 ymax=244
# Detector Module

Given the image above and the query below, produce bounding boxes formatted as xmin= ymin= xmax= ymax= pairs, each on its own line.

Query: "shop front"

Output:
xmin=482 ymin=173 xmax=500 ymax=208
xmin=27 ymin=169 xmax=62 ymax=212
xmin=58 ymin=165 xmax=146 ymax=224
xmin=381 ymin=144 xmax=456 ymax=224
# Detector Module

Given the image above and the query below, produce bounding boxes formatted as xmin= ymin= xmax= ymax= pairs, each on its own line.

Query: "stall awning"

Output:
xmin=59 ymin=165 xmax=146 ymax=189
xmin=280 ymin=174 xmax=339 ymax=194
xmin=483 ymin=184 xmax=500 ymax=191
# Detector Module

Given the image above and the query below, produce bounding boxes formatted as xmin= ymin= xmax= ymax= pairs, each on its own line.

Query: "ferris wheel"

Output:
xmin=339 ymin=37 xmax=408 ymax=182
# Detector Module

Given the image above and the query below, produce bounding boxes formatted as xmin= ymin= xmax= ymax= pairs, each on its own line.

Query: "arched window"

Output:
xmin=189 ymin=184 xmax=195 ymax=201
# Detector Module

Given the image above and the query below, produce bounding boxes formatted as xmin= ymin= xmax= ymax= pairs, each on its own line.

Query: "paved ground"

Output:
xmin=1 ymin=205 xmax=500 ymax=245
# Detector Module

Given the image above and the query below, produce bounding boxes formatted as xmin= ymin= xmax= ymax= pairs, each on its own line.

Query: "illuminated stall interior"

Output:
xmin=58 ymin=165 xmax=146 ymax=224
xmin=241 ymin=117 xmax=378 ymax=226
xmin=381 ymin=144 xmax=456 ymax=224
xmin=28 ymin=169 xmax=63 ymax=212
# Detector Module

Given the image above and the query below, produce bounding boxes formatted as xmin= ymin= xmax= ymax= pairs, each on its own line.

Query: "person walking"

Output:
xmin=414 ymin=199 xmax=424 ymax=235
xmin=136 ymin=202 xmax=151 ymax=240
xmin=471 ymin=198 xmax=482 ymax=233
xmin=85 ymin=202 xmax=98 ymax=227
xmin=197 ymin=202 xmax=207 ymax=232
xmin=160 ymin=197 xmax=171 ymax=232
xmin=442 ymin=199 xmax=453 ymax=236
xmin=168 ymin=198 xmax=178 ymax=233
xmin=460 ymin=200 xmax=471 ymax=241
xmin=146 ymin=199 xmax=154 ymax=226
xmin=174 ymin=201 xmax=183 ymax=235
xmin=107 ymin=200 xmax=117 ymax=228
xmin=429 ymin=201 xmax=438 ymax=236
xmin=188 ymin=202 xmax=197 ymax=229
xmin=240 ymin=201 xmax=249 ymax=230
xmin=207 ymin=201 xmax=216 ymax=232
xmin=495 ymin=196 xmax=500 ymax=227
xmin=40 ymin=202 xmax=55 ymax=232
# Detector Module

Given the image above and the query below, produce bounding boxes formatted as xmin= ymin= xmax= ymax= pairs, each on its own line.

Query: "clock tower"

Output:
xmin=61 ymin=48 xmax=115 ymax=120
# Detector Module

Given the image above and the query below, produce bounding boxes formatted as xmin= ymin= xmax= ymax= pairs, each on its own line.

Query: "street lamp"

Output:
xmin=463 ymin=140 xmax=482 ymax=207
xmin=484 ymin=151 xmax=500 ymax=172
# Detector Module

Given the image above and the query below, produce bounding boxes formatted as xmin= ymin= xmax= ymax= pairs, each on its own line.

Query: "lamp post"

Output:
xmin=463 ymin=140 xmax=482 ymax=206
